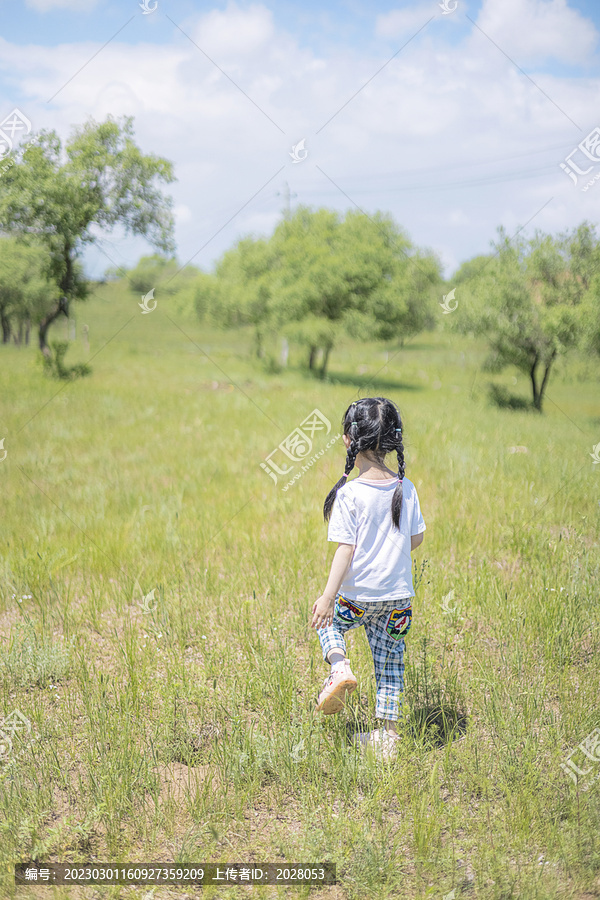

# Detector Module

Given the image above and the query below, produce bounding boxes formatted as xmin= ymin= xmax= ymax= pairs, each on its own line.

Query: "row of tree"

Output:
xmin=153 ymin=212 xmax=600 ymax=407
xmin=1 ymin=113 xmax=599 ymax=410
xmin=126 ymin=207 xmax=443 ymax=377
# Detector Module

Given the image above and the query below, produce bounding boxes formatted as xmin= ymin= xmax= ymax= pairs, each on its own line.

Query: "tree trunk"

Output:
xmin=254 ymin=327 xmax=264 ymax=358
xmin=39 ymin=295 xmax=69 ymax=357
xmin=279 ymin=337 xmax=289 ymax=368
xmin=530 ymin=355 xmax=541 ymax=411
xmin=1 ymin=311 xmax=11 ymax=344
xmin=320 ymin=345 xmax=331 ymax=378
xmin=13 ymin=320 xmax=24 ymax=345
xmin=308 ymin=345 xmax=317 ymax=370
xmin=25 ymin=318 xmax=31 ymax=345
xmin=39 ymin=241 xmax=76 ymax=357
xmin=537 ymin=350 xmax=556 ymax=413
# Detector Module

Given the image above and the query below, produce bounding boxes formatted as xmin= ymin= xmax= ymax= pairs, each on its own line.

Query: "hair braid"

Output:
xmin=345 ymin=439 xmax=358 ymax=475
xmin=391 ymin=430 xmax=405 ymax=529
xmin=323 ymin=417 xmax=359 ymax=521
xmin=396 ymin=441 xmax=405 ymax=481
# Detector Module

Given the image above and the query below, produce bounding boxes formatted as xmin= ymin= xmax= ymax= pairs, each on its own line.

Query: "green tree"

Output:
xmin=567 ymin=222 xmax=600 ymax=357
xmin=127 ymin=254 xmax=201 ymax=296
xmin=450 ymin=225 xmax=597 ymax=411
xmin=193 ymin=271 xmax=223 ymax=324
xmin=581 ymin=274 xmax=600 ymax=357
xmin=0 ymin=115 xmax=175 ymax=355
xmin=214 ymin=236 xmax=275 ymax=356
xmin=276 ymin=208 xmax=441 ymax=374
xmin=0 ymin=236 xmax=57 ymax=344
xmin=212 ymin=207 xmax=441 ymax=376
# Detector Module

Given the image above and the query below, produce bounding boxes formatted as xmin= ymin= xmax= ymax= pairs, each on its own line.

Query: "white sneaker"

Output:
xmin=353 ymin=728 xmax=401 ymax=761
xmin=316 ymin=660 xmax=357 ymax=715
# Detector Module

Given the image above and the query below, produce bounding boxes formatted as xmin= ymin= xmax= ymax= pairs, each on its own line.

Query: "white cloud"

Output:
xmin=476 ymin=0 xmax=598 ymax=64
xmin=192 ymin=2 xmax=276 ymax=59
xmin=174 ymin=204 xmax=193 ymax=225
xmin=375 ymin=5 xmax=437 ymax=40
xmin=449 ymin=210 xmax=470 ymax=226
xmin=0 ymin=1 xmax=598 ymax=279
xmin=25 ymin=0 xmax=99 ymax=10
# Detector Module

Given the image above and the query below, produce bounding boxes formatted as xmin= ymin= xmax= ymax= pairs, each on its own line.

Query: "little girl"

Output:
xmin=311 ymin=397 xmax=425 ymax=760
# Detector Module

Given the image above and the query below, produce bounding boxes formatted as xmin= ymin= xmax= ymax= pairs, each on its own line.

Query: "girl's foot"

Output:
xmin=353 ymin=728 xmax=401 ymax=761
xmin=316 ymin=660 xmax=357 ymax=714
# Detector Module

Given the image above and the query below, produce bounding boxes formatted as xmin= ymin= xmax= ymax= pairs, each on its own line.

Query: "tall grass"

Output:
xmin=0 ymin=282 xmax=598 ymax=898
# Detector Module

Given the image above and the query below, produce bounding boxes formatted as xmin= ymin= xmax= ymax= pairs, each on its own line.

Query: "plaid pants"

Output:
xmin=317 ymin=594 xmax=412 ymax=721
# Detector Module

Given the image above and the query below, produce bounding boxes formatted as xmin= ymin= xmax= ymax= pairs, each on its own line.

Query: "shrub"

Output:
xmin=42 ymin=340 xmax=91 ymax=380
xmin=1 ymin=621 xmax=73 ymax=688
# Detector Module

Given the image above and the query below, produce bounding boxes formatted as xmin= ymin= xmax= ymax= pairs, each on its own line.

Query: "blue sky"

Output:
xmin=2 ymin=0 xmax=599 ymax=57
xmin=1 ymin=0 xmax=600 ymax=278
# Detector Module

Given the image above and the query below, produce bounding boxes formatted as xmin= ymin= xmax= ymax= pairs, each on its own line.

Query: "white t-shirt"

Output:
xmin=327 ymin=475 xmax=426 ymax=603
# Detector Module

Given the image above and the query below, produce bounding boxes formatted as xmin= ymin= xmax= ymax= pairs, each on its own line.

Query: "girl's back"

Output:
xmin=329 ymin=475 xmax=424 ymax=602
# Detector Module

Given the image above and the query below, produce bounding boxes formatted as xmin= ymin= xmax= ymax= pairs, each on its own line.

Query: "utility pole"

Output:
xmin=277 ymin=181 xmax=297 ymax=220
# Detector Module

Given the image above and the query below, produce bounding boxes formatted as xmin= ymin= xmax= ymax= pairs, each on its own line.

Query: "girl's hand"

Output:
xmin=311 ymin=594 xmax=335 ymax=629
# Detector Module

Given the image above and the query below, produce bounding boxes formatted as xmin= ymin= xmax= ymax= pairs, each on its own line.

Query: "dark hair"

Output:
xmin=323 ymin=397 xmax=405 ymax=529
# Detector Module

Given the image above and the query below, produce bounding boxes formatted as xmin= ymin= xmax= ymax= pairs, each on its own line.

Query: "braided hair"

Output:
xmin=323 ymin=397 xmax=406 ymax=528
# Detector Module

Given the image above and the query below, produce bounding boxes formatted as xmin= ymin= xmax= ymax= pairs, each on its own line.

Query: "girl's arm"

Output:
xmin=311 ymin=542 xmax=355 ymax=629
xmin=411 ymin=532 xmax=424 ymax=551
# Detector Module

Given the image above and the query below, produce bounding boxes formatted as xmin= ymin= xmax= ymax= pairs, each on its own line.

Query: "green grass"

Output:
xmin=0 ymin=281 xmax=599 ymax=899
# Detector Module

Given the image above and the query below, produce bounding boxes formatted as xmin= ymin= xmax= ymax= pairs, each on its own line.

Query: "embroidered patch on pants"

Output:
xmin=386 ymin=606 xmax=412 ymax=640
xmin=336 ymin=596 xmax=365 ymax=623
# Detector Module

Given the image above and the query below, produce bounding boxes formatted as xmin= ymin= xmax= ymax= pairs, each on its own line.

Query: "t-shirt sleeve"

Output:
xmin=327 ymin=488 xmax=358 ymax=544
xmin=410 ymin=485 xmax=426 ymax=535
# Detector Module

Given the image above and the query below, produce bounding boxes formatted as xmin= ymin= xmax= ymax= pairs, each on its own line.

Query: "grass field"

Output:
xmin=1 ymin=281 xmax=599 ymax=900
